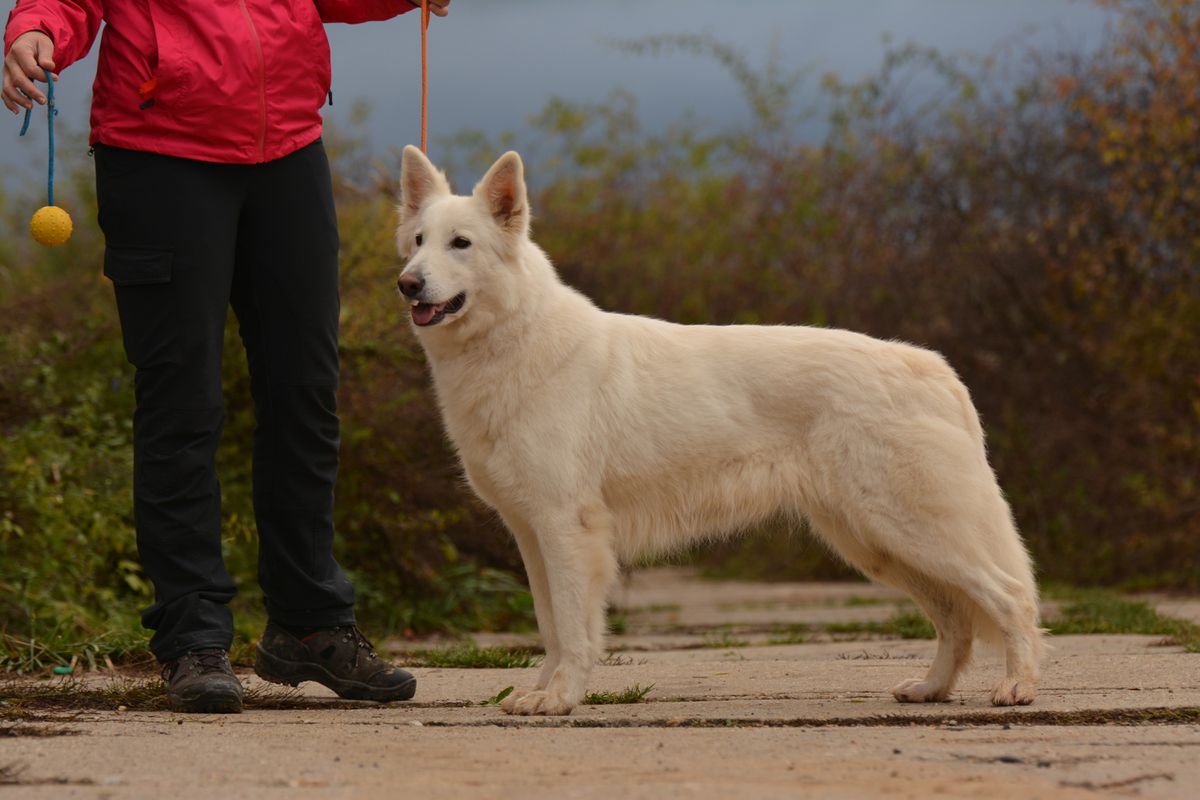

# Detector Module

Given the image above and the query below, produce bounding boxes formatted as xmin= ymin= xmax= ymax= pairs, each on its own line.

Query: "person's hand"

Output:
xmin=413 ymin=0 xmax=450 ymax=17
xmin=3 ymin=30 xmax=56 ymax=114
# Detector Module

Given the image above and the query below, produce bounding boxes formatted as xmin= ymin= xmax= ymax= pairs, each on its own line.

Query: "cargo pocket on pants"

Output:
xmin=104 ymin=247 xmax=177 ymax=369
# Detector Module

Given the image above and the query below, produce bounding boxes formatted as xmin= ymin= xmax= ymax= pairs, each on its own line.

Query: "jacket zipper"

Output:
xmin=237 ymin=0 xmax=268 ymax=161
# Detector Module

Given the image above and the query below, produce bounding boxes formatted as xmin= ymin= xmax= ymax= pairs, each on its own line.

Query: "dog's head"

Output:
xmin=396 ymin=146 xmax=530 ymax=334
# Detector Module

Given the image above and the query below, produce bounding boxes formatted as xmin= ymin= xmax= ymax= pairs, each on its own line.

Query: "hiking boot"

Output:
xmin=161 ymin=649 xmax=244 ymax=713
xmin=254 ymin=623 xmax=416 ymax=702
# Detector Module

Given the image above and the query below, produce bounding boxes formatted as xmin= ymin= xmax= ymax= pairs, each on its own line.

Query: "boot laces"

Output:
xmin=162 ymin=648 xmax=228 ymax=681
xmin=338 ymin=625 xmax=378 ymax=667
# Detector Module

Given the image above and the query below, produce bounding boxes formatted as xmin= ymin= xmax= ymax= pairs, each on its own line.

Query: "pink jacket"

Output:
xmin=4 ymin=1 xmax=416 ymax=163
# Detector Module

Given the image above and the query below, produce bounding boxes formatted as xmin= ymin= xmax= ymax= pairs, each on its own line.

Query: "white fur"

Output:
xmin=396 ymin=146 xmax=1044 ymax=715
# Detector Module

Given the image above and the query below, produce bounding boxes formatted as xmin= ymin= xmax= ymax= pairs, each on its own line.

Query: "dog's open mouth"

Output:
xmin=410 ymin=292 xmax=467 ymax=327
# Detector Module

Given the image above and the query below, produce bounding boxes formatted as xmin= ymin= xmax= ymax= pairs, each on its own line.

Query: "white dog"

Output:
xmin=395 ymin=146 xmax=1044 ymax=716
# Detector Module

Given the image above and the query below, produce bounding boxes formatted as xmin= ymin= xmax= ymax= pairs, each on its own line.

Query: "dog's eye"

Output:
xmin=415 ymin=233 xmax=423 ymax=247
xmin=451 ymin=236 xmax=472 ymax=250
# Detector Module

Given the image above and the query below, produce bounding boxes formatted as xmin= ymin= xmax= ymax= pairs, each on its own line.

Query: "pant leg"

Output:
xmin=95 ymin=144 xmax=246 ymax=661
xmin=230 ymin=139 xmax=356 ymax=627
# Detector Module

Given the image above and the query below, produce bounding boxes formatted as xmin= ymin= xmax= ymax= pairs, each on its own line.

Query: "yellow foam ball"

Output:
xmin=30 ymin=205 xmax=73 ymax=247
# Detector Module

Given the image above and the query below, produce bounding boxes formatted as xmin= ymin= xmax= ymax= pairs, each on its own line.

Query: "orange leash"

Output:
xmin=420 ymin=0 xmax=430 ymax=152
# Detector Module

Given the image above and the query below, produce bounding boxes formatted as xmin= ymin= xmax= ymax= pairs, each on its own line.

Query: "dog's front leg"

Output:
xmin=497 ymin=514 xmax=561 ymax=710
xmin=506 ymin=505 xmax=618 ymax=716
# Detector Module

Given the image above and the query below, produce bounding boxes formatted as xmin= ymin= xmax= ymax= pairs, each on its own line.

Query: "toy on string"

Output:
xmin=20 ymin=73 xmax=73 ymax=247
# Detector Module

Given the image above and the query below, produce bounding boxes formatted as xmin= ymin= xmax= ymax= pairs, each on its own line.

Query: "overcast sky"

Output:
xmin=2 ymin=0 xmax=1112 ymax=187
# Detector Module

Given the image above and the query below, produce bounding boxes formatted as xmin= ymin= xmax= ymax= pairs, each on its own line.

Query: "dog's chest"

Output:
xmin=435 ymin=368 xmax=525 ymax=461
xmin=435 ymin=364 xmax=574 ymax=510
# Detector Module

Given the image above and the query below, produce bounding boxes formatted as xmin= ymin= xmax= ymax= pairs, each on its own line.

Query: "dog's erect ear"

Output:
xmin=473 ymin=151 xmax=529 ymax=237
xmin=399 ymin=145 xmax=451 ymax=224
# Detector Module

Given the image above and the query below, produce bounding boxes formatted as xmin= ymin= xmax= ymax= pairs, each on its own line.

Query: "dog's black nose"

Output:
xmin=398 ymin=273 xmax=425 ymax=298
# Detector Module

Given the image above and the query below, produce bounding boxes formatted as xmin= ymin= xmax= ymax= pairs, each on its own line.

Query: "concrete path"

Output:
xmin=2 ymin=569 xmax=1198 ymax=798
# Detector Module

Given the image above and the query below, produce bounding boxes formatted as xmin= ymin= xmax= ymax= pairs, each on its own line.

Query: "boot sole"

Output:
xmin=254 ymin=645 xmax=417 ymax=702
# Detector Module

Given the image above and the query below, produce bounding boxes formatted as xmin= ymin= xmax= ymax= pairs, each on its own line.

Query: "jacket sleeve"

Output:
xmin=315 ymin=1 xmax=418 ymax=24
xmin=4 ymin=0 xmax=103 ymax=72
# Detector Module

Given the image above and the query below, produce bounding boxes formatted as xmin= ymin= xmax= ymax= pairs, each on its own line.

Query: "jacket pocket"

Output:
xmin=104 ymin=248 xmax=178 ymax=368
xmin=146 ymin=3 xmax=191 ymax=111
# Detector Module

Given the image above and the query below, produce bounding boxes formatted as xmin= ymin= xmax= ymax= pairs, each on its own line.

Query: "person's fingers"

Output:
xmin=2 ymin=72 xmax=26 ymax=113
xmin=35 ymin=39 xmax=56 ymax=74
xmin=21 ymin=32 xmax=57 ymax=76
xmin=10 ymin=46 xmax=48 ymax=103
xmin=2 ymin=63 xmax=36 ymax=110
xmin=428 ymin=0 xmax=450 ymax=17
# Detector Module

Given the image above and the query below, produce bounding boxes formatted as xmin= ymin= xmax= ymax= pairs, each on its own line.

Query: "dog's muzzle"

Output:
xmin=398 ymin=273 xmax=466 ymax=327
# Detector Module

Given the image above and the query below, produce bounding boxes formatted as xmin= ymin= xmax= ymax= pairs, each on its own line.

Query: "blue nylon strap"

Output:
xmin=18 ymin=73 xmax=57 ymax=206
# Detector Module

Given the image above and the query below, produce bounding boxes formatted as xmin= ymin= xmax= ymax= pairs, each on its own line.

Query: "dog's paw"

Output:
xmin=891 ymin=677 xmax=952 ymax=703
xmin=991 ymin=677 xmax=1036 ymax=706
xmin=498 ymin=686 xmax=537 ymax=713
xmin=503 ymin=688 xmax=576 ymax=716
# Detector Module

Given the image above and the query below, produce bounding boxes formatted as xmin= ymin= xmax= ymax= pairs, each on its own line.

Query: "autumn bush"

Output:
xmin=1 ymin=0 xmax=1195 ymax=668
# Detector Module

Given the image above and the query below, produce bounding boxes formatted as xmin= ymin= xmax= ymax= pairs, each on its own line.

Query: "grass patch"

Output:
xmin=405 ymin=642 xmax=542 ymax=669
xmin=884 ymin=610 xmax=938 ymax=640
xmin=702 ymin=631 xmax=751 ymax=649
xmin=1047 ymin=590 xmax=1200 ymax=651
xmin=584 ymin=684 xmax=654 ymax=705
xmin=599 ymin=653 xmax=643 ymax=666
xmin=766 ymin=626 xmax=808 ymax=646
xmin=607 ymin=612 xmax=630 ymax=636
xmin=0 ymin=677 xmax=307 ymax=715
xmin=822 ymin=609 xmax=937 ymax=640
xmin=2 ymin=606 xmax=266 ymax=674
xmin=0 ymin=628 xmax=151 ymax=675
xmin=843 ymin=595 xmax=887 ymax=607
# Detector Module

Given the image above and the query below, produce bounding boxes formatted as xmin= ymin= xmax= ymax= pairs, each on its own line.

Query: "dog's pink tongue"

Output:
xmin=412 ymin=302 xmax=440 ymax=326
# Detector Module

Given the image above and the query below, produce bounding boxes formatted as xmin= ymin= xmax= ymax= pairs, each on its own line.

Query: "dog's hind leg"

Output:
xmin=884 ymin=504 xmax=1042 ymax=706
xmin=507 ymin=502 xmax=619 ymax=716
xmin=955 ymin=564 xmax=1041 ymax=706
xmin=825 ymin=503 xmax=1041 ymax=705
xmin=885 ymin=575 xmax=975 ymax=703
xmin=898 ymin=554 xmax=1041 ymax=706
xmin=811 ymin=421 xmax=1042 ymax=706
xmin=808 ymin=511 xmax=974 ymax=702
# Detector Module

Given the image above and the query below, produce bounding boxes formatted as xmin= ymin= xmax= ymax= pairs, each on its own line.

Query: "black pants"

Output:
xmin=95 ymin=140 xmax=356 ymax=662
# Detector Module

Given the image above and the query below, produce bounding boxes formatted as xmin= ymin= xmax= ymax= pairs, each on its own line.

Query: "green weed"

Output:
xmin=584 ymin=684 xmax=654 ymax=705
xmin=1047 ymin=590 xmax=1200 ymax=651
xmin=479 ymin=686 xmax=515 ymax=706
xmin=408 ymin=642 xmax=542 ymax=669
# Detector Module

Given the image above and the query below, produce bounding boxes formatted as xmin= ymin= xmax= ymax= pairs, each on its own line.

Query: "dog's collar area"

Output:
xmin=411 ymin=291 xmax=466 ymax=327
